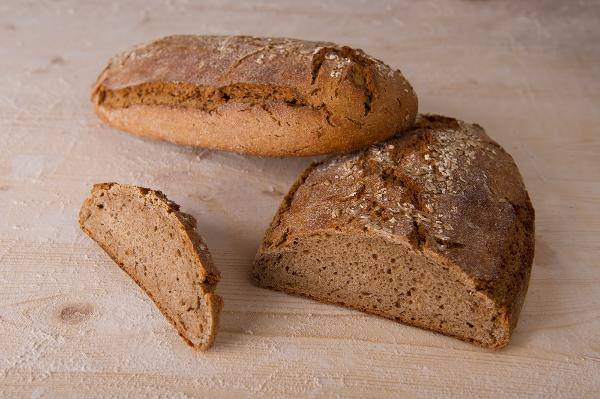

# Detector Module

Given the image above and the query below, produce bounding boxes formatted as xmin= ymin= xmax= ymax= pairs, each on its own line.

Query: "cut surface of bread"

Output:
xmin=91 ymin=35 xmax=417 ymax=156
xmin=253 ymin=115 xmax=535 ymax=349
xmin=79 ymin=183 xmax=222 ymax=351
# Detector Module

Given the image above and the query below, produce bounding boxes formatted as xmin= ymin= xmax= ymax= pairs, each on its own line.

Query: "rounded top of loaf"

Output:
xmin=262 ymin=115 xmax=535 ymax=285
xmin=97 ymin=35 xmax=400 ymax=91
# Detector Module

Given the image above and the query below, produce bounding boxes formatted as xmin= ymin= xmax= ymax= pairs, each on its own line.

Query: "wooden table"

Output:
xmin=1 ymin=1 xmax=599 ymax=397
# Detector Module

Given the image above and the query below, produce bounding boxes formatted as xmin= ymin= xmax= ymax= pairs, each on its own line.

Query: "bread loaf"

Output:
xmin=79 ymin=183 xmax=222 ymax=351
xmin=91 ymin=35 xmax=418 ymax=156
xmin=253 ymin=115 xmax=535 ymax=349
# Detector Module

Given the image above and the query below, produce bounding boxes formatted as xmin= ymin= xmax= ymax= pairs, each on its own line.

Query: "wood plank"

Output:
xmin=1 ymin=0 xmax=599 ymax=397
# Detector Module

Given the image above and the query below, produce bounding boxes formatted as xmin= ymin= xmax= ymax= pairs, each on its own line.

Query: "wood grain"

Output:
xmin=1 ymin=0 xmax=599 ymax=397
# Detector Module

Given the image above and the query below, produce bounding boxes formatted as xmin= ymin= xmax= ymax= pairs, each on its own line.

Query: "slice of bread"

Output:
xmin=79 ymin=183 xmax=222 ymax=351
xmin=253 ymin=115 xmax=535 ymax=349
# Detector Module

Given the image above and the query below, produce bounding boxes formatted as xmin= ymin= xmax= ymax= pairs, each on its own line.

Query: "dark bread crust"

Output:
xmin=79 ymin=183 xmax=222 ymax=351
xmin=91 ymin=35 xmax=418 ymax=156
xmin=253 ymin=115 xmax=535 ymax=348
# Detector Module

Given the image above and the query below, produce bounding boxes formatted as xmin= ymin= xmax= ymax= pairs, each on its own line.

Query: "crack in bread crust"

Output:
xmin=97 ymin=82 xmax=310 ymax=112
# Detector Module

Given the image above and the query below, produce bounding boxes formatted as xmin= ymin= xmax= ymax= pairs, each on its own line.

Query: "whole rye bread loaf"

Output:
xmin=253 ymin=115 xmax=535 ymax=349
xmin=79 ymin=183 xmax=222 ymax=351
xmin=91 ymin=35 xmax=418 ymax=156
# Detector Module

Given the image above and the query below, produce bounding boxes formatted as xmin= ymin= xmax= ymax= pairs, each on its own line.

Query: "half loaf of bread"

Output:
xmin=79 ymin=183 xmax=222 ymax=351
xmin=253 ymin=115 xmax=535 ymax=349
xmin=91 ymin=35 xmax=417 ymax=156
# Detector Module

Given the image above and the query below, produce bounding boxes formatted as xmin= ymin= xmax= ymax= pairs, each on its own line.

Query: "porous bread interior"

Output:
xmin=79 ymin=186 xmax=217 ymax=349
xmin=253 ymin=232 xmax=510 ymax=348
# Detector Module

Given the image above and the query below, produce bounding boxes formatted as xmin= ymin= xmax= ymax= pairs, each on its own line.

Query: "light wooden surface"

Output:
xmin=1 ymin=1 xmax=599 ymax=397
